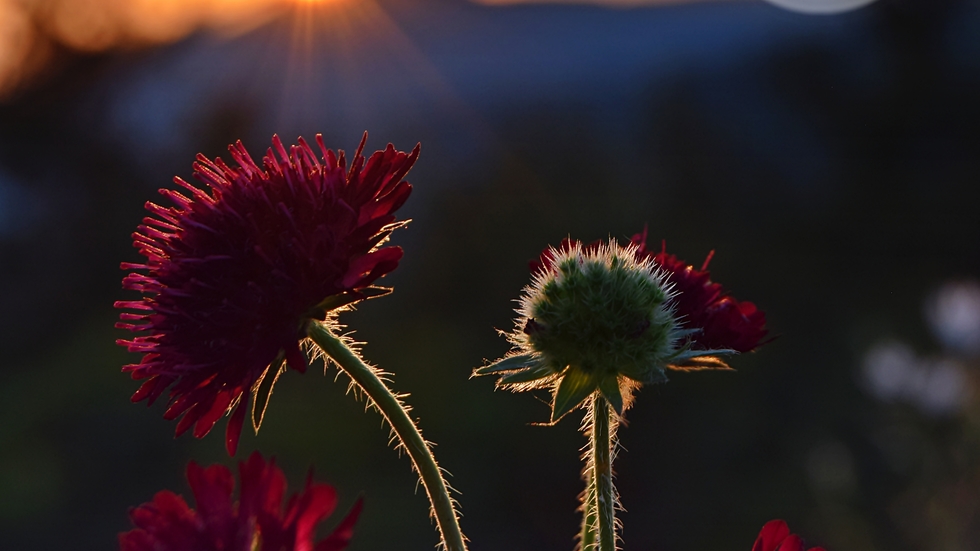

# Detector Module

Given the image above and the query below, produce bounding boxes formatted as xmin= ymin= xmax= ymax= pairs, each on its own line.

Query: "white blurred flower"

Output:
xmin=861 ymin=341 xmax=970 ymax=417
xmin=925 ymin=280 xmax=980 ymax=356
xmin=862 ymin=341 xmax=920 ymax=402
xmin=915 ymin=359 xmax=969 ymax=417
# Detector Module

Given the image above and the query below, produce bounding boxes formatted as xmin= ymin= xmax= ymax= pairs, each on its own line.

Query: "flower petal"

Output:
xmin=316 ymin=498 xmax=364 ymax=551
xmin=341 ymin=247 xmax=404 ymax=289
xmin=753 ymin=520 xmax=791 ymax=551
xmin=776 ymin=534 xmax=807 ymax=551
xmin=225 ymin=396 xmax=247 ymax=456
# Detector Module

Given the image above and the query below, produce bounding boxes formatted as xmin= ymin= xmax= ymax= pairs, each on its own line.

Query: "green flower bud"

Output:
xmin=477 ymin=238 xmax=728 ymax=422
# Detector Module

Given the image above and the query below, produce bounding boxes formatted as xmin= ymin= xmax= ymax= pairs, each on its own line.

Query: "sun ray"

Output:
xmin=243 ymin=0 xmax=498 ymax=153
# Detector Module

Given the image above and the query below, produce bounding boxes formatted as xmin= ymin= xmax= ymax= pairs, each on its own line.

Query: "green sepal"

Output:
xmin=497 ymin=362 xmax=553 ymax=385
xmin=353 ymin=285 xmax=394 ymax=300
xmin=307 ymin=287 xmax=394 ymax=319
xmin=643 ymin=367 xmax=669 ymax=385
xmin=312 ymin=292 xmax=358 ymax=314
xmin=673 ymin=328 xmax=701 ymax=339
xmin=251 ymin=352 xmax=286 ymax=433
xmin=551 ymin=366 xmax=598 ymax=422
xmin=364 ymin=229 xmax=394 ymax=252
xmin=355 ymin=221 xmax=410 ymax=255
xmin=474 ymin=354 xmax=537 ymax=376
xmin=597 ymin=375 xmax=623 ymax=415
xmin=366 ymin=220 xmax=408 ymax=249
xmin=671 ymin=348 xmax=736 ymax=363
xmin=668 ymin=354 xmax=733 ymax=371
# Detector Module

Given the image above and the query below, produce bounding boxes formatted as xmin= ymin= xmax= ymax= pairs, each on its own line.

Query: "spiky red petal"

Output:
xmin=630 ymin=228 xmax=769 ymax=352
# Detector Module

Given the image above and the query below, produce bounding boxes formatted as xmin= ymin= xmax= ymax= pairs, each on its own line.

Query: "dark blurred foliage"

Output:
xmin=1 ymin=0 xmax=979 ymax=550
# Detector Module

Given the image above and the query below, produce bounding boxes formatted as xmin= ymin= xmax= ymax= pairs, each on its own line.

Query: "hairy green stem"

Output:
xmin=579 ymin=468 xmax=597 ymax=551
xmin=307 ymin=322 xmax=467 ymax=551
xmin=592 ymin=393 xmax=616 ymax=551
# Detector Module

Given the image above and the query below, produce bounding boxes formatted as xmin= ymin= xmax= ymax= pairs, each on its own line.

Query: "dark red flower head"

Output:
xmin=752 ymin=520 xmax=826 ymax=551
xmin=629 ymin=227 xmax=769 ymax=353
xmin=116 ymin=133 xmax=418 ymax=455
xmin=119 ymin=452 xmax=361 ymax=551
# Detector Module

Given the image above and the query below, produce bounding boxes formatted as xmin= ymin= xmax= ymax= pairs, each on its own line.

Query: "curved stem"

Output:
xmin=307 ymin=322 xmax=467 ymax=551
xmin=591 ymin=393 xmax=616 ymax=551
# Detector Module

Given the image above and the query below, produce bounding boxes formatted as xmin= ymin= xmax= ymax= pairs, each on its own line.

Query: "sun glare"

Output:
xmin=0 ymin=0 xmax=296 ymax=95
xmin=0 ymin=0 xmax=478 ymax=149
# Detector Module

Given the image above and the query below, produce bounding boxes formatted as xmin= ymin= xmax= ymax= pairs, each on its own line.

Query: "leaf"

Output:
xmin=251 ymin=352 xmax=286 ymax=433
xmin=551 ymin=366 xmax=598 ymax=422
xmin=597 ymin=375 xmax=623 ymax=415
xmin=473 ymin=354 xmax=537 ymax=376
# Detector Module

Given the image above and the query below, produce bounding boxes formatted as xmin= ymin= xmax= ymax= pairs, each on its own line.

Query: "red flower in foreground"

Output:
xmin=119 ymin=452 xmax=361 ymax=551
xmin=116 ymin=134 xmax=418 ymax=455
xmin=752 ymin=520 xmax=826 ymax=551
xmin=630 ymin=228 xmax=768 ymax=353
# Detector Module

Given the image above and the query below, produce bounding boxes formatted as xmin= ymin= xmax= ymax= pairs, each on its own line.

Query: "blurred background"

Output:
xmin=2 ymin=0 xmax=979 ymax=549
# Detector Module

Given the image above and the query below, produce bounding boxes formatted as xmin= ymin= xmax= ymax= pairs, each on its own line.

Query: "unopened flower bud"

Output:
xmin=477 ymin=238 xmax=716 ymax=422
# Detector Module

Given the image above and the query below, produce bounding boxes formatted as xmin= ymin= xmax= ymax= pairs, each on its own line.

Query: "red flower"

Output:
xmin=752 ymin=520 xmax=825 ymax=551
xmin=116 ymin=134 xmax=418 ymax=455
xmin=119 ymin=452 xmax=361 ymax=551
xmin=630 ymin=228 xmax=768 ymax=353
